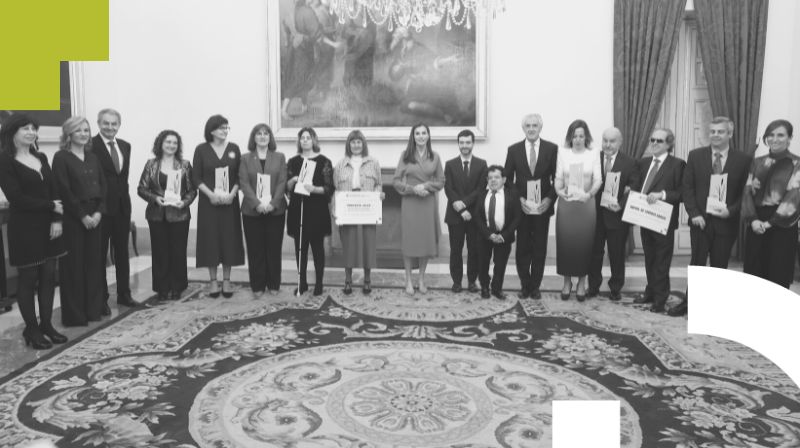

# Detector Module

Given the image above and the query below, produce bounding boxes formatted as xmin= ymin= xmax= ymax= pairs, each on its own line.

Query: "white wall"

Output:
xmin=75 ymin=0 xmax=798 ymax=230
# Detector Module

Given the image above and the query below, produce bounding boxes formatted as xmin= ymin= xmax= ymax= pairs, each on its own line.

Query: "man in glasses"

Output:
xmin=633 ymin=128 xmax=685 ymax=313
xmin=670 ymin=117 xmax=751 ymax=316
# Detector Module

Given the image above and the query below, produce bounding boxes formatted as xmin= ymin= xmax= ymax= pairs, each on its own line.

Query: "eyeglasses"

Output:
xmin=649 ymin=138 xmax=665 ymax=144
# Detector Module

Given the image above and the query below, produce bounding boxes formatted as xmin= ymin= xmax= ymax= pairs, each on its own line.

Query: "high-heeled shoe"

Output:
xmin=561 ymin=284 xmax=572 ymax=301
xmin=39 ymin=322 xmax=68 ymax=344
xmin=222 ymin=280 xmax=233 ymax=298
xmin=362 ymin=280 xmax=372 ymax=295
xmin=343 ymin=282 xmax=353 ymax=295
xmin=208 ymin=280 xmax=220 ymax=298
xmin=23 ymin=327 xmax=53 ymax=350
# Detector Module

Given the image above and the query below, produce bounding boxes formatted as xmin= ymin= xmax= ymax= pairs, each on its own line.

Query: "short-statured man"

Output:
xmin=92 ymin=109 xmax=138 ymax=311
xmin=444 ymin=129 xmax=488 ymax=293
xmin=503 ymin=114 xmax=558 ymax=300
xmin=670 ymin=116 xmax=751 ymax=316
xmin=633 ymin=128 xmax=686 ymax=313
xmin=475 ymin=165 xmax=522 ymax=300
xmin=588 ymin=127 xmax=640 ymax=301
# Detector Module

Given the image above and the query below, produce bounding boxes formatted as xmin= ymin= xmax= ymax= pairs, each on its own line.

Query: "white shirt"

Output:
xmin=525 ymin=138 xmax=540 ymax=169
xmin=484 ymin=188 xmax=505 ymax=231
xmin=349 ymin=156 xmax=363 ymax=189
xmin=102 ymin=136 xmax=123 ymax=170
xmin=602 ymin=151 xmax=618 ymax=175
xmin=711 ymin=146 xmax=729 ymax=171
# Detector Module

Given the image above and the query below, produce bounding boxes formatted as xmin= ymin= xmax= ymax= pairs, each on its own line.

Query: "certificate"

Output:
xmin=335 ymin=191 xmax=382 ymax=225
xmin=294 ymin=159 xmax=317 ymax=196
xmin=622 ymin=191 xmax=674 ymax=235
xmin=525 ymin=179 xmax=542 ymax=215
xmin=214 ymin=167 xmax=229 ymax=194
xmin=600 ymin=172 xmax=621 ymax=209
xmin=567 ymin=163 xmax=584 ymax=199
xmin=164 ymin=169 xmax=182 ymax=205
xmin=257 ymin=173 xmax=272 ymax=204
xmin=706 ymin=173 xmax=727 ymax=214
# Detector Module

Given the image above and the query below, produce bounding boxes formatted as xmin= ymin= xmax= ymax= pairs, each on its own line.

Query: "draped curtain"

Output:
xmin=613 ymin=0 xmax=687 ymax=159
xmin=694 ymin=0 xmax=769 ymax=157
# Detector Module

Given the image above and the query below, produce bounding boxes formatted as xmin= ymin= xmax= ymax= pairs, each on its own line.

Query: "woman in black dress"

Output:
xmin=0 ymin=114 xmax=67 ymax=349
xmin=52 ymin=116 xmax=107 ymax=327
xmin=192 ymin=115 xmax=245 ymax=298
xmin=138 ymin=130 xmax=197 ymax=301
xmin=286 ymin=127 xmax=334 ymax=296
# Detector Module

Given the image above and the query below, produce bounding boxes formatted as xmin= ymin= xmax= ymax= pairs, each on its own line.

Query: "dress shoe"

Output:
xmin=481 ymin=288 xmax=491 ymax=299
xmin=362 ymin=281 xmax=372 ymax=295
xmin=343 ymin=282 xmax=353 ymax=295
xmin=101 ymin=303 xmax=112 ymax=316
xmin=451 ymin=283 xmax=463 ymax=293
xmin=633 ymin=294 xmax=653 ymax=304
xmin=576 ymin=294 xmax=586 ymax=302
xmin=609 ymin=291 xmax=622 ymax=302
xmin=208 ymin=281 xmax=221 ymax=298
xmin=518 ymin=289 xmax=531 ymax=299
xmin=39 ymin=322 xmax=68 ymax=344
xmin=117 ymin=295 xmax=141 ymax=308
xmin=293 ymin=285 xmax=309 ymax=296
xmin=221 ymin=280 xmax=233 ymax=298
xmin=313 ymin=284 xmax=324 ymax=296
xmin=491 ymin=290 xmax=507 ymax=300
xmin=586 ymin=288 xmax=600 ymax=298
xmin=530 ymin=289 xmax=542 ymax=300
xmin=650 ymin=303 xmax=666 ymax=313
xmin=668 ymin=300 xmax=687 ymax=317
xmin=169 ymin=291 xmax=181 ymax=301
xmin=157 ymin=292 xmax=169 ymax=301
xmin=23 ymin=327 xmax=52 ymax=350
xmin=467 ymin=283 xmax=480 ymax=293
xmin=560 ymin=292 xmax=570 ymax=301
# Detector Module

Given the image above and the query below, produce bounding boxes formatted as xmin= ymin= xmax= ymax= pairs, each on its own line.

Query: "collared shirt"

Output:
xmin=643 ymin=152 xmax=668 ymax=198
xmin=484 ymin=187 xmax=505 ymax=231
xmin=602 ymin=151 xmax=618 ymax=175
xmin=711 ymin=146 xmax=729 ymax=171
xmin=101 ymin=136 xmax=123 ymax=170
xmin=525 ymin=138 xmax=540 ymax=168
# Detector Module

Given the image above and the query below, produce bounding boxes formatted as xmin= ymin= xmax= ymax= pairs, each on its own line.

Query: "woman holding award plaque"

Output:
xmin=393 ymin=123 xmax=445 ymax=295
xmin=239 ymin=124 xmax=287 ymax=297
xmin=333 ymin=130 xmax=384 ymax=295
xmin=286 ymin=127 xmax=334 ymax=296
xmin=742 ymin=119 xmax=799 ymax=289
xmin=192 ymin=115 xmax=245 ymax=298
xmin=554 ymin=120 xmax=602 ymax=301
xmin=137 ymin=130 xmax=197 ymax=301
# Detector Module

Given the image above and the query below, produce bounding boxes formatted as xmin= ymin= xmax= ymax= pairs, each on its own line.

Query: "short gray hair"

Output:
xmin=520 ymin=113 xmax=543 ymax=127
xmin=97 ymin=108 xmax=121 ymax=123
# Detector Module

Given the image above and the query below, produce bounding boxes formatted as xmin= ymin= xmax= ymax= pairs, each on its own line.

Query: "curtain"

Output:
xmin=613 ymin=0 xmax=687 ymax=159
xmin=694 ymin=0 xmax=769 ymax=157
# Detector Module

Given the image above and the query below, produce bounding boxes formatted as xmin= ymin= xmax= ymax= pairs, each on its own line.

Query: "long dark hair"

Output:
xmin=0 ymin=114 xmax=39 ymax=155
xmin=296 ymin=127 xmax=321 ymax=153
xmin=564 ymin=119 xmax=593 ymax=149
xmin=152 ymin=130 xmax=183 ymax=161
xmin=401 ymin=123 xmax=433 ymax=164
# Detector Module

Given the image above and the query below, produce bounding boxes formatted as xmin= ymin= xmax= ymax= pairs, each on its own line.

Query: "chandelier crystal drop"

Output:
xmin=328 ymin=0 xmax=506 ymax=32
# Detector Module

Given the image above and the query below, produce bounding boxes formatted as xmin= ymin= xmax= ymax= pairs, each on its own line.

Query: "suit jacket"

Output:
xmin=636 ymin=154 xmax=686 ymax=232
xmin=92 ymin=134 xmax=131 ymax=216
xmin=474 ymin=187 xmax=522 ymax=244
xmin=503 ymin=139 xmax=558 ymax=217
xmin=444 ymin=156 xmax=488 ymax=225
xmin=595 ymin=151 xmax=640 ymax=229
xmin=137 ymin=158 xmax=197 ymax=222
xmin=683 ymin=146 xmax=751 ymax=235
xmin=238 ymin=150 xmax=288 ymax=216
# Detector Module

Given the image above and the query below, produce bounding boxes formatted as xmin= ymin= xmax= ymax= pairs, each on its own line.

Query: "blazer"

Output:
xmin=239 ymin=150 xmax=288 ymax=216
xmin=503 ymin=138 xmax=559 ymax=216
xmin=636 ymin=154 xmax=686 ymax=232
xmin=52 ymin=149 xmax=107 ymax=220
xmin=444 ymin=155 xmax=488 ymax=225
xmin=137 ymin=158 xmax=198 ymax=222
xmin=595 ymin=151 xmax=640 ymax=229
xmin=92 ymin=134 xmax=131 ymax=216
xmin=683 ymin=146 xmax=751 ymax=235
xmin=474 ymin=187 xmax=522 ymax=244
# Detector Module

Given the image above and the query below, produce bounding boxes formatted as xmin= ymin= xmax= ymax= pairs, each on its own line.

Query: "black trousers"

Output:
xmin=478 ymin=237 xmax=512 ymax=292
xmin=589 ymin=222 xmax=629 ymax=293
xmin=744 ymin=224 xmax=797 ymax=289
xmin=516 ymin=214 xmax=551 ymax=291
xmin=689 ymin=223 xmax=736 ymax=269
xmin=61 ymin=216 xmax=104 ymax=326
xmin=641 ymin=227 xmax=675 ymax=306
xmin=148 ymin=219 xmax=190 ymax=294
xmin=448 ymin=221 xmax=478 ymax=285
xmin=294 ymin=234 xmax=325 ymax=288
xmin=102 ymin=211 xmax=131 ymax=300
xmin=243 ymin=214 xmax=285 ymax=292
xmin=16 ymin=259 xmax=57 ymax=330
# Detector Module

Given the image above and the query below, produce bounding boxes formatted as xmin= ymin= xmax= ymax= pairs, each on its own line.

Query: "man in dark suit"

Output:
xmin=503 ymin=113 xmax=558 ymax=300
xmin=92 ymin=109 xmax=138 ymax=311
xmin=588 ymin=127 xmax=640 ymax=301
xmin=475 ymin=165 xmax=522 ymax=300
xmin=670 ymin=117 xmax=752 ymax=316
xmin=444 ymin=129 xmax=488 ymax=293
xmin=633 ymin=128 xmax=686 ymax=313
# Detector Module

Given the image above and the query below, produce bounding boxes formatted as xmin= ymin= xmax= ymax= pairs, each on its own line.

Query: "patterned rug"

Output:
xmin=1 ymin=283 xmax=799 ymax=448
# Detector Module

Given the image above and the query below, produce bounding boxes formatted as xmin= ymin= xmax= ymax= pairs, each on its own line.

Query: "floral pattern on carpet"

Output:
xmin=0 ymin=284 xmax=798 ymax=447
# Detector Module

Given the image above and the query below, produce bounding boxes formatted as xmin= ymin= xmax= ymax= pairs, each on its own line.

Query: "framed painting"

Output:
xmin=267 ymin=0 xmax=488 ymax=141
xmin=0 ymin=62 xmax=85 ymax=143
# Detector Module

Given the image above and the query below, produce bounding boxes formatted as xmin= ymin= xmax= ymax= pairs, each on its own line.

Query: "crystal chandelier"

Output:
xmin=328 ymin=0 xmax=506 ymax=32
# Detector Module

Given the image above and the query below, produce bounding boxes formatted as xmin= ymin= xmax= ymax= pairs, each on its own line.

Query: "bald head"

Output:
xmin=601 ymin=127 xmax=623 ymax=155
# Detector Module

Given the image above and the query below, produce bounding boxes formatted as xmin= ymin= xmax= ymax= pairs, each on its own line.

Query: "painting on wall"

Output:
xmin=267 ymin=0 xmax=487 ymax=140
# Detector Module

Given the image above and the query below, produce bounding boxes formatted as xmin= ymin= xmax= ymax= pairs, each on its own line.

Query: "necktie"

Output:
xmin=642 ymin=158 xmax=661 ymax=193
xmin=713 ymin=152 xmax=723 ymax=174
xmin=108 ymin=141 xmax=121 ymax=174
xmin=604 ymin=154 xmax=613 ymax=178
xmin=489 ymin=191 xmax=497 ymax=232
xmin=529 ymin=145 xmax=537 ymax=175
xmin=463 ymin=160 xmax=469 ymax=177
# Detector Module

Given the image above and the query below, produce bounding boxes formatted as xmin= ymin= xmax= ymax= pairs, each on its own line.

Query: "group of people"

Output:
xmin=0 ymin=108 xmax=796 ymax=351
